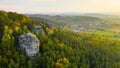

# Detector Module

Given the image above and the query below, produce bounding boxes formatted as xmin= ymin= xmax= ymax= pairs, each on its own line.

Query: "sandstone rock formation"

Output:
xmin=18 ymin=33 xmax=40 ymax=57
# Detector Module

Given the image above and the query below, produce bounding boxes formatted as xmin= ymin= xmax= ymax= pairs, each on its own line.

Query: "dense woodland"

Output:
xmin=1 ymin=11 xmax=120 ymax=68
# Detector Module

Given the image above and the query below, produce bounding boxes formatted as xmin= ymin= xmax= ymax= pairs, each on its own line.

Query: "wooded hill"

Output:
xmin=0 ymin=11 xmax=120 ymax=68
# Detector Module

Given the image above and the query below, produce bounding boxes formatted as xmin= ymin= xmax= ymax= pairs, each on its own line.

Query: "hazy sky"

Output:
xmin=0 ymin=0 xmax=120 ymax=14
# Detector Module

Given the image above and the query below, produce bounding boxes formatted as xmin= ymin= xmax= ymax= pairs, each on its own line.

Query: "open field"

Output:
xmin=109 ymin=28 xmax=120 ymax=33
xmin=84 ymin=30 xmax=120 ymax=41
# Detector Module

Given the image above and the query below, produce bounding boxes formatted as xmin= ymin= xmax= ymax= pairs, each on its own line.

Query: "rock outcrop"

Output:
xmin=18 ymin=33 xmax=40 ymax=58
xmin=31 ymin=26 xmax=45 ymax=34
xmin=46 ymin=23 xmax=52 ymax=29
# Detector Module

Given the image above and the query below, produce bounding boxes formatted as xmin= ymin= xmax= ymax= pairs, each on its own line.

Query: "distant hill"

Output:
xmin=26 ymin=14 xmax=108 ymax=32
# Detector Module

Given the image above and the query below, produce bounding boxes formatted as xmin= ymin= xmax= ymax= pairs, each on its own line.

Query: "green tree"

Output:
xmin=27 ymin=60 xmax=32 ymax=68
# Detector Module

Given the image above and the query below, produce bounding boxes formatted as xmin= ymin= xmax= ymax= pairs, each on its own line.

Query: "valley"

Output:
xmin=26 ymin=14 xmax=120 ymax=41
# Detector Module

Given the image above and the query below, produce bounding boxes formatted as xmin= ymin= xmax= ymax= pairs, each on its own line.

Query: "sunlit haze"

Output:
xmin=0 ymin=0 xmax=120 ymax=14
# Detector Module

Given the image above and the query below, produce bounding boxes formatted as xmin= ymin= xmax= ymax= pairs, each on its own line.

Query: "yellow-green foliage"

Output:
xmin=1 ymin=11 xmax=120 ymax=68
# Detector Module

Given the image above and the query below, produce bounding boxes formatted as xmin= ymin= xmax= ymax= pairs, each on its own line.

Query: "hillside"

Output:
xmin=1 ymin=11 xmax=120 ymax=68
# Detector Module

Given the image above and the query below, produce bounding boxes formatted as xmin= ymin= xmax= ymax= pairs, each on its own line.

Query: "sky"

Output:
xmin=0 ymin=0 xmax=120 ymax=14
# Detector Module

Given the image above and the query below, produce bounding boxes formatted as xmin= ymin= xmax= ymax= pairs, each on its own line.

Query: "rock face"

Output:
xmin=18 ymin=33 xmax=40 ymax=58
xmin=31 ymin=26 xmax=45 ymax=34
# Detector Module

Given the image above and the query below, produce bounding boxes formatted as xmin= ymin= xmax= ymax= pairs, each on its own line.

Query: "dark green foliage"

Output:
xmin=0 ymin=10 xmax=120 ymax=68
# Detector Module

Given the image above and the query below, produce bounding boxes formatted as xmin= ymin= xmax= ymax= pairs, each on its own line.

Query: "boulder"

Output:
xmin=18 ymin=33 xmax=40 ymax=58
